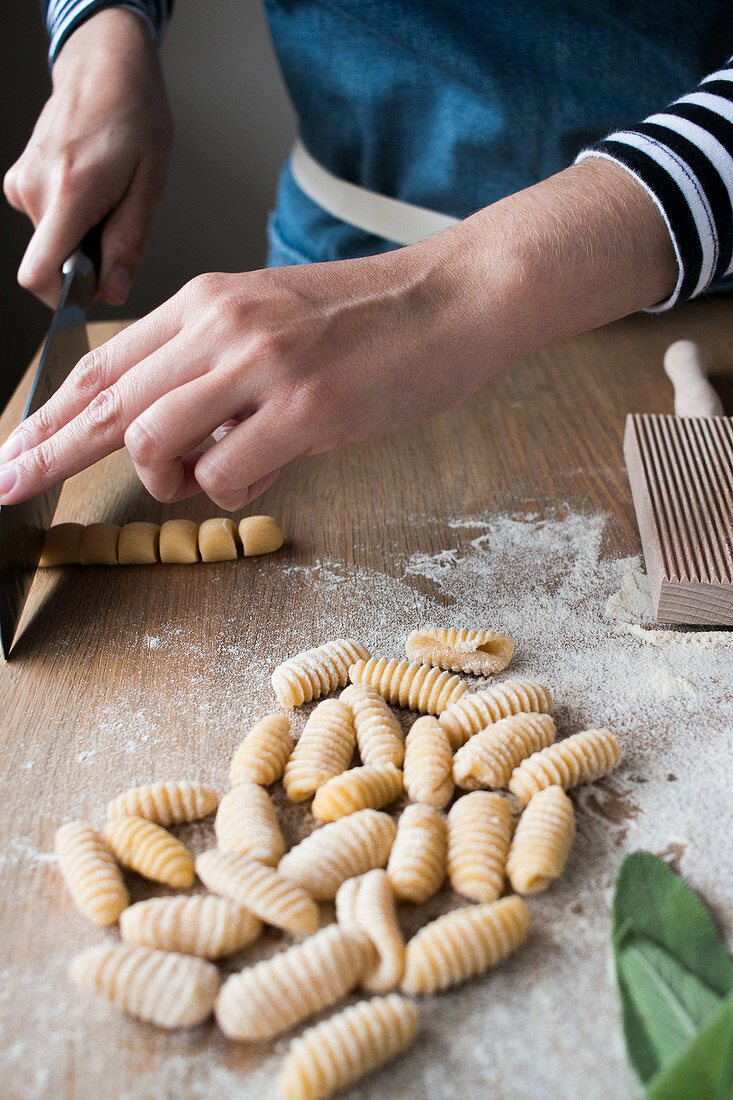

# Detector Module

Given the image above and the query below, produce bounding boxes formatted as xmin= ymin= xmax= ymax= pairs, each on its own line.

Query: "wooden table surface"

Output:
xmin=1 ymin=302 xmax=732 ymax=1100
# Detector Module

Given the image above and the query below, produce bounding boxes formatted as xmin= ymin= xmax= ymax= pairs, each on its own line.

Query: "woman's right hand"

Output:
xmin=3 ymin=8 xmax=173 ymax=308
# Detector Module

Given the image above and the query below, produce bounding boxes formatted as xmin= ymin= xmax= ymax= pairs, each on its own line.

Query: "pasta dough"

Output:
xmin=386 ymin=803 xmax=447 ymax=904
xmin=79 ymin=522 xmax=121 ymax=565
xmin=278 ymin=809 xmax=397 ymax=900
xmin=215 ymin=924 xmax=370 ymax=1040
xmin=104 ymin=815 xmax=194 ymax=888
xmin=508 ymin=727 xmax=621 ymax=805
xmin=447 ymin=792 xmax=512 ymax=903
xmin=340 ymin=684 xmax=405 ymax=767
xmin=38 ymin=523 xmax=84 ymax=567
xmin=405 ymin=627 xmax=514 ymax=677
xmin=159 ymin=519 xmax=200 ymax=563
xmin=117 ymin=522 xmax=160 ymax=565
xmin=349 ymin=658 xmax=467 ymax=715
xmin=106 ymin=781 xmax=218 ymax=825
xmin=439 ymin=679 xmax=554 ymax=750
xmin=272 ymin=638 xmax=372 ymax=708
xmin=452 ymin=713 xmax=557 ymax=790
xmin=283 ymin=698 xmax=356 ymax=802
xmin=69 ymin=943 xmax=220 ymax=1028
xmin=195 ymin=847 xmax=319 ymax=934
xmin=120 ymin=894 xmax=262 ymax=958
xmin=506 ymin=785 xmax=575 ymax=894
xmin=311 ymin=762 xmax=403 ymax=822
xmin=198 ymin=517 xmax=239 ymax=562
xmin=229 ymin=713 xmax=293 ymax=786
xmin=403 ymin=716 xmax=454 ymax=808
xmin=336 ymin=869 xmax=405 ymax=992
xmin=214 ymin=782 xmax=286 ymax=864
xmin=401 ymin=895 xmax=530 ymax=995
xmin=280 ymin=994 xmax=418 ymax=1100
xmin=54 ymin=820 xmax=129 ymax=926
xmin=238 ymin=514 xmax=284 ymax=556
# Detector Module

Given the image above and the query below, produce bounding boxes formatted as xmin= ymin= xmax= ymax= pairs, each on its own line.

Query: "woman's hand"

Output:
xmin=0 ymin=158 xmax=677 ymax=511
xmin=3 ymin=9 xmax=172 ymax=308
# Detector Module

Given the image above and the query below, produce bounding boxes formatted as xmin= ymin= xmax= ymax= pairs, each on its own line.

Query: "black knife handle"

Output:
xmin=61 ymin=220 xmax=105 ymax=309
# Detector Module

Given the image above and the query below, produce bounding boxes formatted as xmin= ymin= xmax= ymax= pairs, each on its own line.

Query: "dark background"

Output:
xmin=1 ymin=2 xmax=296 ymax=409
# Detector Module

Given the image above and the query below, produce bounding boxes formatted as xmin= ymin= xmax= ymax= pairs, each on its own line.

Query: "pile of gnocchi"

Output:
xmin=56 ymin=627 xmax=621 ymax=1099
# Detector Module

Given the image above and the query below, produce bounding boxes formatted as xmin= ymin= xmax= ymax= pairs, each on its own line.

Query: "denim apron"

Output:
xmin=263 ymin=0 xmax=733 ymax=272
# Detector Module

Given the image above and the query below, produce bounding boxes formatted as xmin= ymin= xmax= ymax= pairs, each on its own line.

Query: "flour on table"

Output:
xmin=3 ymin=507 xmax=732 ymax=1100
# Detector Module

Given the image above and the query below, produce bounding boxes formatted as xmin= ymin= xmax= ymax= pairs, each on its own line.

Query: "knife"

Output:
xmin=0 ymin=227 xmax=101 ymax=659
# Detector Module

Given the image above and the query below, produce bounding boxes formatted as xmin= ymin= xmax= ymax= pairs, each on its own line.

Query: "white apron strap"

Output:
xmin=289 ymin=138 xmax=460 ymax=246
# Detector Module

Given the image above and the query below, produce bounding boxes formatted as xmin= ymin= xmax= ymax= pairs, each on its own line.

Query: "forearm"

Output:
xmin=418 ymin=156 xmax=678 ymax=385
xmin=42 ymin=0 xmax=173 ymax=64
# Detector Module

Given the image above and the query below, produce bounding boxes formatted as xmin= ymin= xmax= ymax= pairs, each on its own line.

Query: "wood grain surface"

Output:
xmin=1 ymin=301 xmax=732 ymax=1100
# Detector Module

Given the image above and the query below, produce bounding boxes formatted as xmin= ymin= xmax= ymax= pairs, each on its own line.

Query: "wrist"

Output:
xmin=415 ymin=157 xmax=678 ymax=374
xmin=52 ymin=8 xmax=156 ymax=84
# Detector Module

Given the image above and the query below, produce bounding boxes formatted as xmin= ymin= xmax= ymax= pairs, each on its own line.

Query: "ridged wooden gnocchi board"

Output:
xmin=624 ymin=413 xmax=733 ymax=626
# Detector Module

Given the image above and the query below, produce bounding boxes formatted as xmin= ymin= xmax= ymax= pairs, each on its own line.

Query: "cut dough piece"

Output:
xmin=199 ymin=518 xmax=239 ymax=562
xmin=159 ymin=519 xmax=200 ymax=563
xmin=118 ymin=522 xmax=160 ymax=565
xmin=39 ymin=523 xmax=84 ymax=567
xmin=79 ymin=523 xmax=121 ymax=565
xmin=238 ymin=515 xmax=284 ymax=556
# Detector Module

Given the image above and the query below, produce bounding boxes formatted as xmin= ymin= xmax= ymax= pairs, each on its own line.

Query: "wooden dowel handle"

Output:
xmin=663 ymin=340 xmax=723 ymax=418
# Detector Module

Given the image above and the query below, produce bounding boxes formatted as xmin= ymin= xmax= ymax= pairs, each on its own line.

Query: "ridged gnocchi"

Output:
xmin=69 ymin=943 xmax=220 ymax=1028
xmin=283 ymin=698 xmax=356 ymax=803
xmin=403 ymin=716 xmax=454 ymax=808
xmin=452 ymin=713 xmax=557 ymax=790
xmin=401 ymin=895 xmax=530 ymax=995
xmin=506 ymin=785 xmax=575 ymax=894
xmin=508 ymin=727 xmax=621 ymax=805
xmin=278 ymin=809 xmax=397 ymax=900
xmin=349 ymin=658 xmax=467 ymax=715
xmin=340 ymin=684 xmax=405 ymax=767
xmin=214 ymin=782 xmax=286 ymax=864
xmin=386 ymin=804 xmax=447 ymax=904
xmin=55 ymin=821 xmax=129 ymax=927
xmin=311 ymin=762 xmax=403 ymax=822
xmin=215 ymin=924 xmax=370 ymax=1040
xmin=272 ymin=638 xmax=371 ymax=707
xmin=447 ymin=792 xmax=512 ymax=903
xmin=280 ymin=994 xmax=418 ymax=1100
xmin=106 ymin=781 xmax=218 ymax=825
xmin=120 ymin=894 xmax=262 ymax=958
xmin=195 ymin=848 xmax=319 ymax=935
xmin=103 ymin=816 xmax=194 ymax=888
xmin=439 ymin=679 xmax=553 ymax=749
xmin=405 ymin=627 xmax=514 ymax=676
xmin=229 ymin=713 xmax=293 ymax=786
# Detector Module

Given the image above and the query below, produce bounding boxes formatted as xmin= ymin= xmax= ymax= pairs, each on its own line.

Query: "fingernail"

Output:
xmin=0 ymin=431 xmax=24 ymax=464
xmin=0 ymin=464 xmax=17 ymax=499
xmin=105 ymin=267 xmax=132 ymax=304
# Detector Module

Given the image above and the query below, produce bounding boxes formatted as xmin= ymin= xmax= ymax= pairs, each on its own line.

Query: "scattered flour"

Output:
xmin=2 ymin=508 xmax=732 ymax=1100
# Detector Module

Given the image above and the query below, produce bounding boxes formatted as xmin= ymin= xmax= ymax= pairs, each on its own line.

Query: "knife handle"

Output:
xmin=663 ymin=340 xmax=723 ymax=418
xmin=62 ymin=221 xmax=103 ymax=309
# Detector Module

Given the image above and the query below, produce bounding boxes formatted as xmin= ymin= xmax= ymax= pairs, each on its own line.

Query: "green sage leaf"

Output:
xmin=645 ymin=990 xmax=733 ymax=1100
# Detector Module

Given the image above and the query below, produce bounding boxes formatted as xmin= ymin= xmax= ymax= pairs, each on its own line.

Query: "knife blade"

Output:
xmin=0 ymin=234 xmax=100 ymax=659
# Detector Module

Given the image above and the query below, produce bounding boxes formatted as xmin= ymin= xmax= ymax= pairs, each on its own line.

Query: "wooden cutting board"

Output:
xmin=1 ymin=303 xmax=731 ymax=1099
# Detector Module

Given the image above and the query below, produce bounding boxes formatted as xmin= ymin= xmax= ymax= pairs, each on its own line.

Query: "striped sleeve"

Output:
xmin=576 ymin=57 xmax=733 ymax=311
xmin=42 ymin=1 xmax=173 ymax=64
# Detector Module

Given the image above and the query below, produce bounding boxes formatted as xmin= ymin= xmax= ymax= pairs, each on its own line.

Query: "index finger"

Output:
xmin=0 ymin=296 xmax=182 ymax=466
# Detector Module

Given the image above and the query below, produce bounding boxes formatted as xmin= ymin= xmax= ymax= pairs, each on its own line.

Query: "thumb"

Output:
xmin=99 ymin=163 xmax=164 ymax=305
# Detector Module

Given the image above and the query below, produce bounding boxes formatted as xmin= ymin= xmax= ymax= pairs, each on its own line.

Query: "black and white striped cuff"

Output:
xmin=576 ymin=58 xmax=733 ymax=312
xmin=45 ymin=1 xmax=170 ymax=63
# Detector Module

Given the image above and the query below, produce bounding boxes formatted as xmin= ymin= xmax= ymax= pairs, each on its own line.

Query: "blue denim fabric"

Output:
xmin=263 ymin=0 xmax=733 ymax=269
